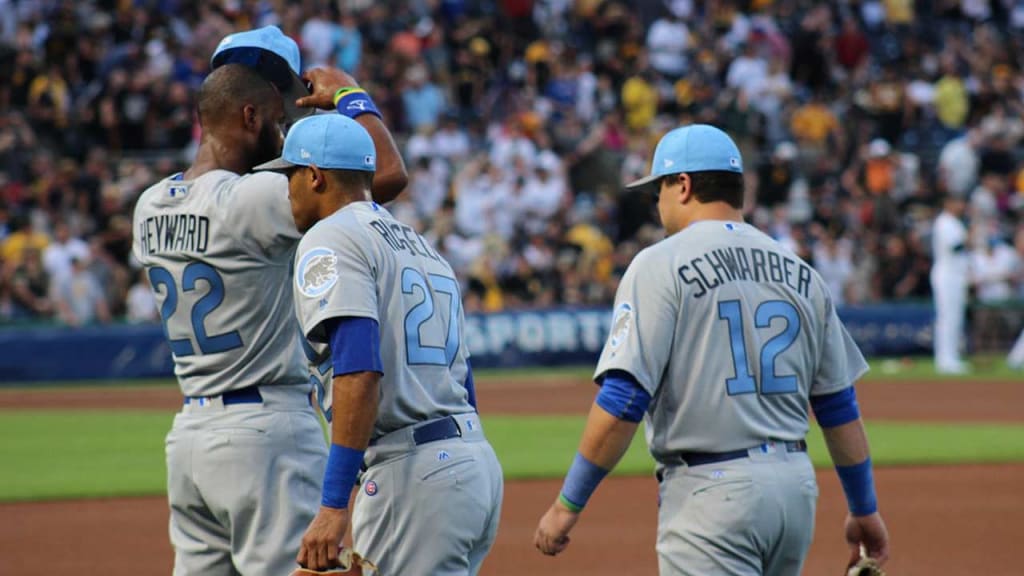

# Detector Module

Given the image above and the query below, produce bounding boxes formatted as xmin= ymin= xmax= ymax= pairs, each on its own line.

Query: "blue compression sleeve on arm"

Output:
xmin=465 ymin=360 xmax=477 ymax=410
xmin=559 ymin=453 xmax=609 ymax=513
xmin=325 ymin=317 xmax=383 ymax=376
xmin=811 ymin=387 xmax=860 ymax=428
xmin=322 ymin=444 xmax=365 ymax=509
xmin=836 ymin=458 xmax=878 ymax=516
xmin=595 ymin=370 xmax=651 ymax=423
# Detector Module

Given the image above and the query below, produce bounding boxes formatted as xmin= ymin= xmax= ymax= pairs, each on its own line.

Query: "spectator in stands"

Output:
xmin=53 ymin=256 xmax=109 ymax=327
xmin=813 ymin=233 xmax=854 ymax=306
xmin=645 ymin=9 xmax=688 ymax=80
xmin=125 ymin=268 xmax=157 ymax=324
xmin=401 ymin=65 xmax=446 ymax=132
xmin=1 ymin=215 xmax=48 ymax=271
xmin=42 ymin=221 xmax=89 ymax=286
xmin=6 ymin=246 xmax=52 ymax=320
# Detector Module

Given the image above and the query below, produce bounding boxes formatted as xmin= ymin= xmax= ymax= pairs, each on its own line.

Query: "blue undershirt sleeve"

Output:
xmin=465 ymin=360 xmax=477 ymax=411
xmin=595 ymin=370 xmax=651 ymax=423
xmin=324 ymin=317 xmax=384 ymax=376
xmin=810 ymin=386 xmax=860 ymax=428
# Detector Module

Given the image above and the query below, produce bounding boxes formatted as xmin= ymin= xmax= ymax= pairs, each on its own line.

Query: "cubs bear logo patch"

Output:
xmin=296 ymin=247 xmax=339 ymax=298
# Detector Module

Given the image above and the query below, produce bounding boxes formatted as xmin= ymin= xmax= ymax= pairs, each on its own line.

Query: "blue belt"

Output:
xmin=671 ymin=440 xmax=807 ymax=467
xmin=184 ymin=385 xmax=263 ymax=406
xmin=411 ymin=416 xmax=462 ymax=446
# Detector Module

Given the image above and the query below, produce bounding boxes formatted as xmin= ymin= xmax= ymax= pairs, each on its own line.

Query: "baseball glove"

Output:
xmin=847 ymin=556 xmax=886 ymax=576
xmin=291 ymin=548 xmax=379 ymax=576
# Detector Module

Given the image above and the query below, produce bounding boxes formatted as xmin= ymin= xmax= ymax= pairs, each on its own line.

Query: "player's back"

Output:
xmin=132 ymin=170 xmax=305 ymax=396
xmin=295 ymin=202 xmax=473 ymax=438
xmin=643 ymin=220 xmax=846 ymax=458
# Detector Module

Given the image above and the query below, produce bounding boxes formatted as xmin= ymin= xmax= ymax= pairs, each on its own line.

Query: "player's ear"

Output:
xmin=678 ymin=173 xmax=693 ymax=204
xmin=242 ymin=104 xmax=259 ymax=132
xmin=309 ymin=165 xmax=326 ymax=192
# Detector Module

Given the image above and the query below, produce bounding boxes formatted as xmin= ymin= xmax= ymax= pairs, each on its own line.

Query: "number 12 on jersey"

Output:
xmin=718 ymin=300 xmax=800 ymax=396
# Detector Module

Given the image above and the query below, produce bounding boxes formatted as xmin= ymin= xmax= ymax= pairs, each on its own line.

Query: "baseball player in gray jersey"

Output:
xmin=254 ymin=113 xmax=503 ymax=575
xmin=535 ymin=125 xmax=890 ymax=575
xmin=131 ymin=27 xmax=406 ymax=576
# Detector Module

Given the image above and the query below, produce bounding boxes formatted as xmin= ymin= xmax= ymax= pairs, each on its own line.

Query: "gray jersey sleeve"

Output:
xmin=811 ymin=295 xmax=869 ymax=396
xmin=228 ymin=172 xmax=301 ymax=259
xmin=593 ymin=249 xmax=678 ymax=396
xmin=293 ymin=223 xmax=379 ymax=344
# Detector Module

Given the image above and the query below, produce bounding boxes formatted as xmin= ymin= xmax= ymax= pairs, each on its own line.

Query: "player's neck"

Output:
xmin=185 ymin=138 xmax=252 ymax=179
xmin=318 ymin=190 xmax=371 ymax=219
xmin=681 ymin=202 xmax=744 ymax=229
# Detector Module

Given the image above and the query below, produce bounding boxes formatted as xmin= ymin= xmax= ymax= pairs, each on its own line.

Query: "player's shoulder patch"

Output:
xmin=609 ymin=301 xmax=633 ymax=351
xmin=296 ymin=246 xmax=339 ymax=297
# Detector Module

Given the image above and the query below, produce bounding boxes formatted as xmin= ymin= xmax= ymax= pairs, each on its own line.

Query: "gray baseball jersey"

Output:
xmin=293 ymin=201 xmax=502 ymax=576
xmin=132 ymin=170 xmax=307 ymax=396
xmin=595 ymin=220 xmax=868 ymax=460
xmin=292 ymin=201 xmax=474 ymax=436
xmin=133 ymin=169 xmax=327 ymax=576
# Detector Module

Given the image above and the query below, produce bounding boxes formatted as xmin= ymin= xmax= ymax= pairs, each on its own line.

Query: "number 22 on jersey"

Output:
xmin=718 ymin=299 xmax=800 ymax=396
xmin=149 ymin=263 xmax=243 ymax=357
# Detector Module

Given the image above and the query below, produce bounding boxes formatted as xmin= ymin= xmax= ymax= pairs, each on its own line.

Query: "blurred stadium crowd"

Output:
xmin=2 ymin=0 xmax=1024 ymax=329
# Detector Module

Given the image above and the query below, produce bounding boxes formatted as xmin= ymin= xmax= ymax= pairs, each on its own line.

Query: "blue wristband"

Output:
xmin=835 ymin=458 xmax=878 ymax=516
xmin=336 ymin=90 xmax=382 ymax=120
xmin=559 ymin=453 xmax=609 ymax=512
xmin=322 ymin=444 xmax=365 ymax=509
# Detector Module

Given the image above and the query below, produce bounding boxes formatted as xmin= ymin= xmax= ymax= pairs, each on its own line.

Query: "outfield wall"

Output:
xmin=0 ymin=304 xmax=935 ymax=383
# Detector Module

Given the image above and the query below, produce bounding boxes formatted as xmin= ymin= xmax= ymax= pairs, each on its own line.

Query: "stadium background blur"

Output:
xmin=2 ymin=0 xmax=1024 ymax=352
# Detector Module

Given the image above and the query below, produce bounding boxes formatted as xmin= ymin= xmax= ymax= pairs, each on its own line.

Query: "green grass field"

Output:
xmin=2 ymin=410 xmax=1024 ymax=502
xmin=0 ymin=357 xmax=1020 ymax=502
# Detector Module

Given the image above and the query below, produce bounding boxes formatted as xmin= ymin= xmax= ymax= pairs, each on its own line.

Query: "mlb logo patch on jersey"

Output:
xmin=168 ymin=185 xmax=188 ymax=198
xmin=296 ymin=247 xmax=339 ymax=297
xmin=364 ymin=480 xmax=378 ymax=496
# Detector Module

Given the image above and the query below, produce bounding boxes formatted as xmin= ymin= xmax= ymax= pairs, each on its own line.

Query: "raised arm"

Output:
xmin=297 ymin=68 xmax=409 ymax=203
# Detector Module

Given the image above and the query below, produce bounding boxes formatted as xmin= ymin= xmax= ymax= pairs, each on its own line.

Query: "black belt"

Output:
xmin=411 ymin=416 xmax=462 ymax=446
xmin=670 ymin=440 xmax=807 ymax=467
xmin=184 ymin=385 xmax=263 ymax=406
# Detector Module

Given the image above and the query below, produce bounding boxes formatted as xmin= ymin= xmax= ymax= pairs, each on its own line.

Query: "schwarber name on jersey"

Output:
xmin=595 ymin=220 xmax=868 ymax=461
xmin=131 ymin=170 xmax=307 ymax=397
xmin=292 ymin=202 xmax=474 ymax=438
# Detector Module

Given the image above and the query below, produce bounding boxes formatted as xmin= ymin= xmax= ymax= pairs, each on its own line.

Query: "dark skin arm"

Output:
xmin=297 ymin=370 xmax=380 ymax=571
xmin=296 ymin=68 xmax=409 ymax=203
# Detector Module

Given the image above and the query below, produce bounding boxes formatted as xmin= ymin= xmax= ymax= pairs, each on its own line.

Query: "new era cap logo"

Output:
xmin=730 ymin=157 xmax=740 ymax=167
xmin=300 ymin=148 xmax=312 ymax=159
xmin=663 ymin=158 xmax=675 ymax=168
xmin=364 ymin=155 xmax=374 ymax=165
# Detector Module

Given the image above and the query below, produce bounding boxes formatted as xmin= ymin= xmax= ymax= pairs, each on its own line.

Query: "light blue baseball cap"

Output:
xmin=254 ymin=115 xmax=377 ymax=173
xmin=625 ymin=124 xmax=743 ymax=193
xmin=211 ymin=26 xmax=311 ymax=124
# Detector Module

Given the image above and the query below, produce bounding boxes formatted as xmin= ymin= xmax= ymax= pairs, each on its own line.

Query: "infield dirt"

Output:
xmin=1 ymin=377 xmax=1021 ymax=575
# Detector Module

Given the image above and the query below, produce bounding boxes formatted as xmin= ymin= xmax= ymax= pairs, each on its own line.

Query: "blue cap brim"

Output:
xmin=624 ymin=173 xmax=661 ymax=194
xmin=253 ymin=157 xmax=298 ymax=172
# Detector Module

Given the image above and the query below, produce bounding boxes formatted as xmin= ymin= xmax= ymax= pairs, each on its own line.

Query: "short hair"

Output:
xmin=325 ymin=169 xmax=375 ymax=196
xmin=687 ymin=171 xmax=745 ymax=209
xmin=196 ymin=64 xmax=280 ymax=127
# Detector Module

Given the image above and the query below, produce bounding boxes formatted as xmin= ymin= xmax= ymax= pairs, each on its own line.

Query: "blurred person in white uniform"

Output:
xmin=931 ymin=195 xmax=970 ymax=373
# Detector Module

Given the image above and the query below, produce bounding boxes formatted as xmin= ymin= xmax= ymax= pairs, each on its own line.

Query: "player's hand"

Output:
xmin=297 ymin=506 xmax=350 ymax=570
xmin=844 ymin=512 xmax=890 ymax=568
xmin=296 ymin=68 xmax=361 ymax=110
xmin=534 ymin=499 xmax=580 ymax=556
